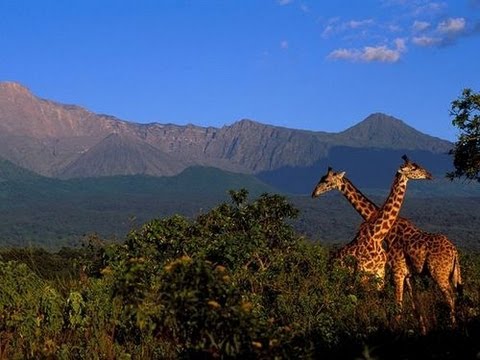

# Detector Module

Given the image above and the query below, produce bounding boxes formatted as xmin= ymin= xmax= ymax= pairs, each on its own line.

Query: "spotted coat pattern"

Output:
xmin=312 ymin=167 xmax=461 ymax=324
xmin=316 ymin=157 xmax=432 ymax=288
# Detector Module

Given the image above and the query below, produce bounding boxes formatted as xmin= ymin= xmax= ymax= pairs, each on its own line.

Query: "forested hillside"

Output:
xmin=0 ymin=156 xmax=478 ymax=249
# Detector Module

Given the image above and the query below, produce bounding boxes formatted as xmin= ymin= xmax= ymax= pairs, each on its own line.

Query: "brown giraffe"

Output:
xmin=311 ymin=162 xmax=462 ymax=329
xmin=318 ymin=155 xmax=433 ymax=288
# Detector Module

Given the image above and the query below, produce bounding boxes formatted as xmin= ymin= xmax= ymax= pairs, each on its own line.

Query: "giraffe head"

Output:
xmin=311 ymin=167 xmax=346 ymax=197
xmin=398 ymin=155 xmax=433 ymax=180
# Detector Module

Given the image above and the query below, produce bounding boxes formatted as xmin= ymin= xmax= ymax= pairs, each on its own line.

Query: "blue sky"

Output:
xmin=1 ymin=0 xmax=479 ymax=141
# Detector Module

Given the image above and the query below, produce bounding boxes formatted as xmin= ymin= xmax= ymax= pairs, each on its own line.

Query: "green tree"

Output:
xmin=448 ymin=88 xmax=480 ymax=181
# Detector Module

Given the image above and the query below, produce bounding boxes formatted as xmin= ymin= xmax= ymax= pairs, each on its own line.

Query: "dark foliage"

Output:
xmin=448 ymin=88 xmax=480 ymax=182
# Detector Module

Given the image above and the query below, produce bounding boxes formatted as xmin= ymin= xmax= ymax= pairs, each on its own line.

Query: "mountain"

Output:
xmin=336 ymin=113 xmax=451 ymax=153
xmin=0 ymin=82 xmax=478 ymax=249
xmin=0 ymin=81 xmax=453 ymax=185
xmin=59 ymin=132 xmax=183 ymax=178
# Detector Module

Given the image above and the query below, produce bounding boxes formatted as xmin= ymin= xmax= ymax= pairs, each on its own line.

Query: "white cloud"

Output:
xmin=321 ymin=18 xmax=374 ymax=38
xmin=300 ymin=4 xmax=309 ymax=12
xmin=413 ymin=1 xmax=447 ymax=16
xmin=280 ymin=40 xmax=289 ymax=49
xmin=362 ymin=44 xmax=401 ymax=62
xmin=348 ymin=19 xmax=375 ymax=29
xmin=321 ymin=25 xmax=335 ymax=38
xmin=394 ymin=38 xmax=407 ymax=51
xmin=411 ymin=18 xmax=472 ymax=47
xmin=437 ymin=17 xmax=466 ymax=34
xmin=327 ymin=48 xmax=359 ymax=61
xmin=412 ymin=20 xmax=431 ymax=32
xmin=278 ymin=0 xmax=293 ymax=5
xmin=321 ymin=1 xmax=477 ymax=58
xmin=388 ymin=24 xmax=403 ymax=32
xmin=327 ymin=38 xmax=407 ymax=63
xmin=321 ymin=17 xmax=340 ymax=38
xmin=412 ymin=35 xmax=441 ymax=46
xmin=383 ymin=0 xmax=447 ymax=15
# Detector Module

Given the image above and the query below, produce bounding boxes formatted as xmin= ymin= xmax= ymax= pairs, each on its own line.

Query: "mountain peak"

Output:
xmin=338 ymin=112 xmax=451 ymax=152
xmin=349 ymin=112 xmax=408 ymax=129
xmin=0 ymin=81 xmax=32 ymax=96
xmin=229 ymin=118 xmax=261 ymax=128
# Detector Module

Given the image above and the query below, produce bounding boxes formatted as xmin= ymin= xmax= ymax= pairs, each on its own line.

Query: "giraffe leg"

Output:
xmin=438 ymin=282 xmax=456 ymax=326
xmin=392 ymin=268 xmax=407 ymax=329
xmin=405 ymin=276 xmax=427 ymax=335
xmin=393 ymin=271 xmax=405 ymax=309
xmin=429 ymin=265 xmax=456 ymax=326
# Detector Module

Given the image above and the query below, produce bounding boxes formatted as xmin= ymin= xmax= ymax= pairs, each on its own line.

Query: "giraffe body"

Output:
xmin=387 ymin=224 xmax=461 ymax=316
xmin=312 ymin=165 xmax=461 ymax=327
xmin=337 ymin=221 xmax=388 ymax=280
xmin=322 ymin=156 xmax=432 ymax=287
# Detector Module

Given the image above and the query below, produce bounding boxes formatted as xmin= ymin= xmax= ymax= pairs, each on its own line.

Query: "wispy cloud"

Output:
xmin=300 ymin=4 xmax=309 ymax=13
xmin=348 ymin=19 xmax=375 ymax=29
xmin=328 ymin=38 xmax=407 ymax=63
xmin=388 ymin=24 xmax=403 ymax=32
xmin=382 ymin=0 xmax=447 ymax=15
xmin=413 ymin=1 xmax=447 ymax=16
xmin=321 ymin=17 xmax=340 ymax=38
xmin=412 ymin=35 xmax=441 ymax=46
xmin=412 ymin=20 xmax=431 ymax=32
xmin=321 ymin=17 xmax=374 ymax=38
xmin=280 ymin=40 xmax=289 ymax=49
xmin=437 ymin=17 xmax=466 ymax=34
xmin=314 ymin=1 xmax=479 ymax=63
xmin=411 ymin=17 xmax=471 ymax=47
xmin=278 ymin=0 xmax=293 ymax=5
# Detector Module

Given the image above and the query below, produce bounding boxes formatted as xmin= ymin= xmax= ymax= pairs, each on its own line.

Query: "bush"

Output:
xmin=0 ymin=261 xmax=64 ymax=357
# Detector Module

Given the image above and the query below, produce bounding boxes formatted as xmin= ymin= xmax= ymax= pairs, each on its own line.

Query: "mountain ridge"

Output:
xmin=0 ymin=81 xmax=453 ymax=180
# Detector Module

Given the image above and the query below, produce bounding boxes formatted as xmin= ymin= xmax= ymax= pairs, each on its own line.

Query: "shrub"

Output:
xmin=0 ymin=261 xmax=64 ymax=357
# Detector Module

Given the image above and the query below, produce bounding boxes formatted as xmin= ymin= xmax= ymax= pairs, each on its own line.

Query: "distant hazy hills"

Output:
xmin=0 ymin=81 xmax=454 ymax=193
xmin=0 ymin=158 xmax=277 ymax=247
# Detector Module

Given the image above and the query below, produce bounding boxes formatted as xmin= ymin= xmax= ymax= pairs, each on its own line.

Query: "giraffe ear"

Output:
xmin=338 ymin=171 xmax=346 ymax=178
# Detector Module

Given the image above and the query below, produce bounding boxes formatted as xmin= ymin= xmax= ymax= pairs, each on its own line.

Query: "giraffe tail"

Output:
xmin=451 ymin=251 xmax=463 ymax=296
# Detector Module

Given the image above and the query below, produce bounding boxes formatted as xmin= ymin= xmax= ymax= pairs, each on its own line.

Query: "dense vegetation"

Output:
xmin=448 ymin=88 xmax=480 ymax=182
xmin=1 ymin=190 xmax=479 ymax=359
xmin=0 ymin=163 xmax=276 ymax=248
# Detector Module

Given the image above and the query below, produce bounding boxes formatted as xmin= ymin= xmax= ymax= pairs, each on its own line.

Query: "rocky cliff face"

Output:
xmin=0 ymin=81 xmax=453 ymax=178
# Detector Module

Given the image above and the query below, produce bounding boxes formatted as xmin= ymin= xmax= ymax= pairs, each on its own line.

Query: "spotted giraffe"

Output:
xmin=311 ymin=161 xmax=462 ymax=328
xmin=317 ymin=155 xmax=433 ymax=288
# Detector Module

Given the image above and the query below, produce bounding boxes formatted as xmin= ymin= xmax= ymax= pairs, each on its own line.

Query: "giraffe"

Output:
xmin=322 ymin=155 xmax=433 ymax=288
xmin=311 ymin=162 xmax=462 ymax=329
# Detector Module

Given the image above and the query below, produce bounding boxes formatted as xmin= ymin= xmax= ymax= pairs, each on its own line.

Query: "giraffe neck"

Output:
xmin=339 ymin=178 xmax=378 ymax=221
xmin=367 ymin=172 xmax=408 ymax=244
